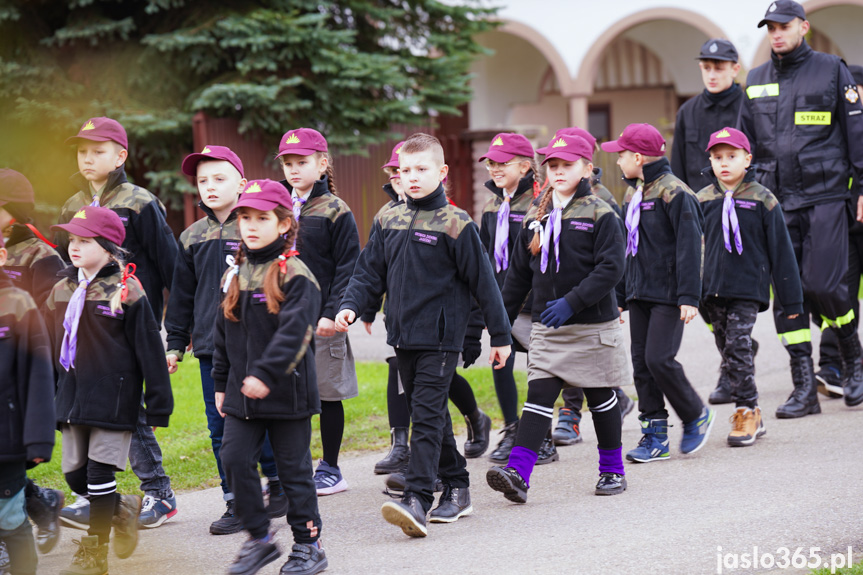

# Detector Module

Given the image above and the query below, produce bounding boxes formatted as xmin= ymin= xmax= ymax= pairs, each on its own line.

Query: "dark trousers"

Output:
xmin=492 ymin=349 xmax=520 ymax=424
xmin=702 ymin=298 xmax=760 ymax=408
xmin=395 ymin=349 xmax=469 ymax=513
xmin=629 ymin=300 xmax=703 ymax=422
xmin=819 ymin=232 xmax=863 ymax=368
xmin=221 ymin=415 xmax=321 ymax=543
xmin=774 ymin=201 xmax=853 ymax=358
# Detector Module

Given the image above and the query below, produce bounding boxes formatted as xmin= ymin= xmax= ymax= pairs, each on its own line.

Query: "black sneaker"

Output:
xmin=266 ymin=480 xmax=288 ymax=518
xmin=595 ymin=472 xmax=627 ymax=496
xmin=210 ymin=500 xmax=244 ymax=535
xmin=488 ymin=421 xmax=518 ymax=464
xmin=381 ymin=495 xmax=428 ymax=537
xmin=385 ymin=473 xmax=443 ymax=494
xmin=815 ymin=365 xmax=844 ymax=398
xmin=279 ymin=543 xmax=328 ymax=575
xmin=428 ymin=486 xmax=472 ymax=523
xmin=228 ymin=536 xmax=281 ymax=575
xmin=486 ymin=466 xmax=528 ymax=504
xmin=536 ymin=436 xmax=559 ymax=465
xmin=27 ymin=486 xmax=64 ymax=554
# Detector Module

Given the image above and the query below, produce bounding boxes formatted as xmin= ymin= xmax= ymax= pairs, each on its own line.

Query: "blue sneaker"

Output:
xmin=138 ymin=493 xmax=178 ymax=528
xmin=625 ymin=419 xmax=670 ymax=463
xmin=552 ymin=407 xmax=582 ymax=446
xmin=680 ymin=407 xmax=716 ymax=454
xmin=314 ymin=460 xmax=348 ymax=496
xmin=59 ymin=493 xmax=90 ymax=530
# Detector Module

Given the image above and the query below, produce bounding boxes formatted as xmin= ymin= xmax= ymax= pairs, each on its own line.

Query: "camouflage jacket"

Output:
xmin=359 ymin=182 xmax=402 ymax=324
xmin=0 ymin=274 xmax=55 ymax=467
xmin=697 ymin=169 xmax=803 ymax=313
xmin=165 ymin=204 xmax=241 ymax=358
xmin=45 ymin=264 xmax=173 ymax=431
xmin=591 ymin=167 xmax=623 ymax=218
xmin=280 ymin=175 xmax=360 ymax=321
xmin=340 ymin=184 xmax=512 ymax=352
xmin=212 ymin=238 xmax=321 ymax=420
xmin=502 ymin=178 xmax=624 ymax=326
xmin=618 ymin=158 xmax=704 ymax=309
xmin=53 ymin=166 xmax=178 ymax=324
xmin=3 ymin=223 xmax=65 ymax=307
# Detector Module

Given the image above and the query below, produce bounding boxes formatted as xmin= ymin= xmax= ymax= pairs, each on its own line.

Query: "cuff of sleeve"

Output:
xmin=248 ymin=369 xmax=274 ymax=391
xmin=146 ymin=414 xmax=170 ymax=428
xmin=214 ymin=379 xmax=227 ymax=393
xmin=784 ymin=303 xmax=805 ymax=316
xmin=26 ymin=444 xmax=54 ymax=463
xmin=489 ymin=333 xmax=514 ymax=347
xmin=359 ymin=311 xmax=376 ymax=323
xmin=677 ymin=296 xmax=700 ymax=308
xmin=166 ymin=350 xmax=184 ymax=361
xmin=563 ymin=292 xmax=583 ymax=315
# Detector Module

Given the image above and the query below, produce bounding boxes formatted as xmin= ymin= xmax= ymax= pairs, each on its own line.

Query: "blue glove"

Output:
xmin=540 ymin=298 xmax=574 ymax=329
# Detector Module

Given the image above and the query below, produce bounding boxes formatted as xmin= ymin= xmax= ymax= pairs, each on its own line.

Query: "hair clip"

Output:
xmin=528 ymin=220 xmax=543 ymax=233
xmin=223 ymin=255 xmax=239 ymax=293
xmin=278 ymin=254 xmax=287 ymax=274
xmin=119 ymin=263 xmax=139 ymax=302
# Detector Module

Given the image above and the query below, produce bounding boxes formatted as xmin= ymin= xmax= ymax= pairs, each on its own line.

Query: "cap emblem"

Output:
xmin=201 ymin=146 xmax=211 ymax=154
xmin=81 ymin=121 xmax=95 ymax=131
xmin=492 ymin=137 xmax=504 ymax=146
xmin=285 ymin=133 xmax=301 ymax=145
xmin=245 ymin=183 xmax=262 ymax=194
xmin=710 ymin=43 xmax=718 ymax=53
xmin=716 ymin=129 xmax=731 ymax=138
xmin=395 ymin=146 xmax=402 ymax=154
xmin=72 ymin=209 xmax=87 ymax=220
xmin=552 ymin=138 xmax=567 ymax=149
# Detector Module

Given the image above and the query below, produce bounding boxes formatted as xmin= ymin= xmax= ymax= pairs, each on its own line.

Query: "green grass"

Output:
xmin=29 ymin=359 xmax=528 ymax=497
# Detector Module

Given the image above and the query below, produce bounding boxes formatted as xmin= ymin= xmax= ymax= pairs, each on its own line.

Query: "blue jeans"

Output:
xmin=199 ymin=357 xmax=278 ymax=498
xmin=128 ymin=401 xmax=173 ymax=498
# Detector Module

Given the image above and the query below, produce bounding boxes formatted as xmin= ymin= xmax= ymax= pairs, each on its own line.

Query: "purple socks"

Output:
xmin=598 ymin=446 xmax=625 ymax=475
xmin=508 ymin=446 xmax=538 ymax=487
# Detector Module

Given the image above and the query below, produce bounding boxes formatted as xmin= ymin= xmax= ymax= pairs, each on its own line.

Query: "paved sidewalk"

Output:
xmin=37 ymin=312 xmax=863 ymax=574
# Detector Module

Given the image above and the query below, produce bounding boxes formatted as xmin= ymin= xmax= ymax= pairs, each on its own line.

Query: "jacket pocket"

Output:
xmin=666 ymin=259 xmax=677 ymax=300
xmin=437 ymin=307 xmax=446 ymax=343
xmin=798 ymin=149 xmax=848 ymax=196
xmin=751 ymin=99 xmax=777 ymax=146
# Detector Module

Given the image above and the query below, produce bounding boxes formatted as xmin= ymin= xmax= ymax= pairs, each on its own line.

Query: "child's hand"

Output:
xmin=679 ymin=305 xmax=698 ymax=324
xmin=363 ymin=321 xmax=373 ymax=335
xmin=31 ymin=458 xmax=44 ymax=464
xmin=335 ymin=309 xmax=356 ymax=332
xmin=618 ymin=307 xmax=625 ymax=324
xmin=215 ymin=392 xmax=226 ymax=418
xmin=317 ymin=317 xmax=336 ymax=337
xmin=787 ymin=313 xmax=799 ymax=319
xmin=241 ymin=376 xmax=270 ymax=399
xmin=166 ymin=353 xmax=179 ymax=374
xmin=489 ymin=346 xmax=511 ymax=370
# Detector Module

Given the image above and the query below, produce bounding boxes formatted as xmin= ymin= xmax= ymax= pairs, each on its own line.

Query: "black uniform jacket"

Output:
xmin=2 ymin=223 xmax=65 ymax=307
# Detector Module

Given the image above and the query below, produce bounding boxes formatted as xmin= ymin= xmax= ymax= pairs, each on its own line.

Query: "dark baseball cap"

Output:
xmin=697 ymin=39 xmax=739 ymax=62
xmin=233 ymin=180 xmax=292 ymax=212
xmin=537 ymin=128 xmax=597 ymax=155
xmin=181 ymin=145 xmax=245 ymax=178
xmin=706 ymin=127 xmax=751 ymax=154
xmin=0 ymin=169 xmax=35 ymax=207
xmin=758 ymin=0 xmax=806 ymax=27
xmin=51 ymin=206 xmax=126 ymax=246
xmin=478 ymin=133 xmax=535 ymax=163
xmin=65 ymin=117 xmax=128 ymax=149
xmin=276 ymin=128 xmax=328 ymax=159
xmin=541 ymin=134 xmax=594 ymax=164
xmin=600 ymin=123 xmax=667 ymax=156
xmin=382 ymin=141 xmax=406 ymax=170
xmin=848 ymin=65 xmax=863 ymax=86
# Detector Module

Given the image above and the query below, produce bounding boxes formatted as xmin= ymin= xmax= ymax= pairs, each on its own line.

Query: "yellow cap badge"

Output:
xmin=395 ymin=146 xmax=402 ymax=155
xmin=552 ymin=138 xmax=567 ymax=148
xmin=81 ymin=121 xmax=95 ymax=131
xmin=72 ymin=209 xmax=87 ymax=220
xmin=201 ymin=146 xmax=212 ymax=154
xmin=245 ymin=183 xmax=262 ymax=194
xmin=715 ymin=129 xmax=731 ymax=138
xmin=492 ymin=137 xmax=504 ymax=146
xmin=285 ymin=133 xmax=301 ymax=145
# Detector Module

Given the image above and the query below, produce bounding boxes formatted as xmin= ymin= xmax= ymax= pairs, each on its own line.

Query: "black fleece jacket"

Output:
xmin=618 ymin=158 xmax=704 ymax=309
xmin=360 ymin=183 xmax=403 ymax=324
xmin=502 ymin=178 xmax=624 ymax=325
xmin=2 ymin=223 xmax=65 ymax=307
xmin=340 ymin=185 xmax=512 ymax=352
xmin=0 ymin=274 xmax=55 ymax=466
xmin=697 ymin=168 xmax=803 ymax=314
xmin=212 ymin=238 xmax=321 ymax=420
xmin=165 ymin=204 xmax=241 ymax=359
xmin=479 ymin=172 xmax=537 ymax=290
xmin=45 ymin=263 xmax=173 ymax=431
xmin=280 ymin=176 xmax=360 ymax=321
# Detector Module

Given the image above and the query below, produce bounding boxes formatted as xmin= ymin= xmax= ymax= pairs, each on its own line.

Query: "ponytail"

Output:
xmin=323 ymin=156 xmax=338 ymax=195
xmin=528 ymin=186 xmax=554 ymax=255
xmin=94 ymin=237 xmax=132 ymax=313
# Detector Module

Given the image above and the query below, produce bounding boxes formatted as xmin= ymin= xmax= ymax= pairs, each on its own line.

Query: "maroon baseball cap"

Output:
xmin=706 ymin=127 xmax=751 ymax=153
xmin=181 ymin=145 xmax=245 ymax=178
xmin=233 ymin=180 xmax=292 ymax=212
xmin=51 ymin=206 xmax=126 ymax=246
xmin=478 ymin=133 xmax=535 ymax=163
xmin=65 ymin=117 xmax=128 ymax=149
xmin=601 ymin=123 xmax=667 ymax=156
xmin=381 ymin=141 xmax=406 ymax=170
xmin=537 ymin=128 xmax=597 ymax=155
xmin=276 ymin=128 xmax=328 ymax=159
xmin=541 ymin=134 xmax=594 ymax=164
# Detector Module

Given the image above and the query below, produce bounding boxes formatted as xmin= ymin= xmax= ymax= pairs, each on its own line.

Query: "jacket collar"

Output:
xmin=244 ymin=237 xmax=286 ymax=265
xmin=483 ymin=171 xmax=536 ymax=201
xmin=59 ymin=261 xmax=120 ymax=282
xmin=590 ymin=167 xmax=603 ymax=186
xmin=5 ymin=223 xmax=36 ymax=248
xmin=280 ymin=175 xmax=330 ymax=201
xmin=70 ymin=166 xmax=129 ymax=202
xmin=406 ymin=184 xmax=448 ymax=211
xmin=772 ymin=38 xmax=812 ymax=72
xmin=574 ymin=176 xmax=592 ymax=199
xmin=702 ymin=83 xmax=742 ymax=107
xmin=623 ymin=157 xmax=672 ymax=188
xmin=198 ymin=201 xmax=238 ymax=225
xmin=382 ymin=182 xmax=400 ymax=204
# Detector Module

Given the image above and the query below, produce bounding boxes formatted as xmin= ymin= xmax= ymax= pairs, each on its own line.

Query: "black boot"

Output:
xmin=838 ymin=333 xmax=863 ymax=407
xmin=265 ymin=480 xmax=288 ymax=518
xmin=463 ymin=409 xmax=491 ymax=458
xmin=708 ymin=364 xmax=733 ymax=405
xmin=374 ymin=428 xmax=410 ymax=475
xmin=776 ymin=356 xmax=821 ymax=419
xmin=488 ymin=420 xmax=518 ymax=464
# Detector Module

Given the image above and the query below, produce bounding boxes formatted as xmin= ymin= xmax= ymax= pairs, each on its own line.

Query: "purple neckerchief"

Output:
xmin=59 ymin=274 xmax=91 ymax=371
xmin=291 ymin=195 xmax=306 ymax=250
xmin=722 ymin=189 xmax=743 ymax=254
xmin=625 ymin=183 xmax=644 ymax=257
xmin=494 ymin=193 xmax=512 ymax=272
xmin=90 ymin=196 xmax=100 ymax=207
xmin=540 ymin=206 xmax=562 ymax=273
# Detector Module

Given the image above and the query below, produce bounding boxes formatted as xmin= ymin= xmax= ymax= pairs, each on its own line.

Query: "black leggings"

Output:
xmin=65 ymin=460 xmax=117 ymax=544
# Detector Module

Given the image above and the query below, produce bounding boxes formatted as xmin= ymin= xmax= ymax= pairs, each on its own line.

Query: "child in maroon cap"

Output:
xmin=45 ymin=206 xmax=173 ymax=575
xmin=601 ymin=123 xmax=714 ymax=462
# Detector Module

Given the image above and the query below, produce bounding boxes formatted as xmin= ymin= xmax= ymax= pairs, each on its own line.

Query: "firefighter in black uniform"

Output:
xmin=738 ymin=0 xmax=863 ymax=416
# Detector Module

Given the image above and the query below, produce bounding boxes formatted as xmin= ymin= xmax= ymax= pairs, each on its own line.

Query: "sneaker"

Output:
xmin=727 ymin=407 xmax=766 ymax=447
xmin=60 ymin=493 xmax=90 ymax=530
xmin=279 ymin=543 xmax=328 ymax=575
xmin=552 ymin=407 xmax=582 ymax=445
xmin=616 ymin=389 xmax=636 ymax=421
xmin=488 ymin=421 xmax=518 ymax=464
xmin=137 ymin=493 xmax=178 ymax=529
xmin=680 ymin=407 xmax=716 ymax=454
xmin=210 ymin=499 xmax=244 ymax=535
xmin=595 ymin=472 xmax=627 ymax=496
xmin=59 ymin=535 xmax=108 ymax=575
xmin=314 ymin=460 xmax=348 ymax=496
xmin=625 ymin=419 xmax=670 ymax=463
xmin=265 ymin=480 xmax=288 ymax=518
xmin=27 ymin=486 xmax=64 ymax=553
xmin=815 ymin=365 xmax=844 ymax=398
xmin=536 ymin=436 xmax=559 ymax=465
xmin=228 ymin=535 xmax=281 ymax=575
xmin=486 ymin=466 xmax=528 ymax=504
xmin=111 ymin=494 xmax=141 ymax=559
xmin=384 ymin=472 xmax=443 ymax=495
xmin=428 ymin=486 xmax=472 ymax=523
xmin=381 ymin=495 xmax=428 ymax=538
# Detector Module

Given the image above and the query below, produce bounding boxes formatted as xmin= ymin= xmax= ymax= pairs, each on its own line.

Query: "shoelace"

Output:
xmin=140 ymin=495 xmax=156 ymax=513
xmin=69 ymin=495 xmax=89 ymax=509
xmin=71 ymin=539 xmax=99 ymax=567
xmin=730 ymin=410 xmax=749 ymax=432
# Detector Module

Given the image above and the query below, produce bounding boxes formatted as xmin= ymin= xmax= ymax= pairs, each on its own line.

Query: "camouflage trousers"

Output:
xmin=702 ymin=297 xmax=760 ymax=408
